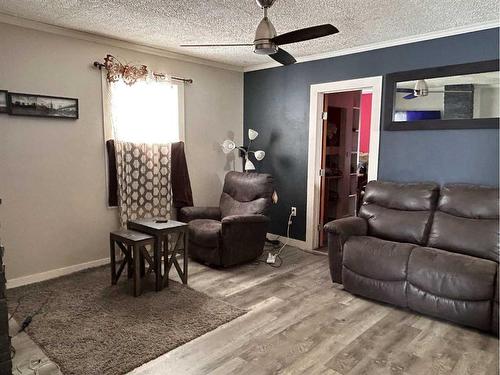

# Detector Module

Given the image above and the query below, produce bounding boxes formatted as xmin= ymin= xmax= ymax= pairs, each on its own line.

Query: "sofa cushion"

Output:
xmin=359 ymin=181 xmax=439 ymax=245
xmin=407 ymin=246 xmax=497 ymax=331
xmin=188 ymin=219 xmax=221 ymax=248
xmin=427 ymin=184 xmax=499 ymax=262
xmin=342 ymin=236 xmax=415 ymax=307
xmin=408 ymin=246 xmax=496 ymax=301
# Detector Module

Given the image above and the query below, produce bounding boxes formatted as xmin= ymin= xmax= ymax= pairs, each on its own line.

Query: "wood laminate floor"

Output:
xmin=10 ymin=246 xmax=499 ymax=375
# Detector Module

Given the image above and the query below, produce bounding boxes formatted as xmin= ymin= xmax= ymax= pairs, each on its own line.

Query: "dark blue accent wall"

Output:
xmin=244 ymin=29 xmax=500 ymax=241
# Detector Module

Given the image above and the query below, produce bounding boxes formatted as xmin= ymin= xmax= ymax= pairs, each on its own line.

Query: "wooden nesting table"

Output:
xmin=109 ymin=229 xmax=155 ymax=297
xmin=127 ymin=218 xmax=189 ymax=291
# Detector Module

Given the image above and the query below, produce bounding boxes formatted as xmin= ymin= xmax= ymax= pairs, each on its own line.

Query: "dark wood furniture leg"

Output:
xmin=110 ymin=238 xmax=117 ymax=285
xmin=133 ymin=244 xmax=141 ymax=297
xmin=140 ymin=252 xmax=146 ymax=277
xmin=183 ymin=229 xmax=189 ymax=284
xmin=127 ymin=245 xmax=133 ymax=279
xmin=110 ymin=230 xmax=154 ymax=297
xmin=163 ymin=235 xmax=169 ymax=288
xmin=154 ymin=237 xmax=162 ymax=292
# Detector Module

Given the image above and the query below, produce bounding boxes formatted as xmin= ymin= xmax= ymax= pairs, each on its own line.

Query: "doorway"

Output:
xmin=306 ymin=76 xmax=382 ymax=250
xmin=318 ymin=90 xmax=363 ymax=246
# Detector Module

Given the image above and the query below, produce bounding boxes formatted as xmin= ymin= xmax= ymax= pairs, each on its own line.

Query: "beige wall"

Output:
xmin=0 ymin=22 xmax=243 ymax=280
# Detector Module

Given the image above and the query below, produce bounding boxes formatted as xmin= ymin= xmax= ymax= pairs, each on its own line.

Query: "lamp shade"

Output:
xmin=248 ymin=129 xmax=259 ymax=141
xmin=221 ymin=139 xmax=236 ymax=154
xmin=244 ymin=159 xmax=256 ymax=171
xmin=254 ymin=150 xmax=266 ymax=161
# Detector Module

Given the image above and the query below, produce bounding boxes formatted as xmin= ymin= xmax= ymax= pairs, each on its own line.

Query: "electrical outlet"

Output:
xmin=291 ymin=207 xmax=297 ymax=217
xmin=266 ymin=252 xmax=277 ymax=264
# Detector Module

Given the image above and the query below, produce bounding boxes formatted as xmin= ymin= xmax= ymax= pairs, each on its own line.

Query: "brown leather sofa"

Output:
xmin=325 ymin=181 xmax=499 ymax=334
xmin=179 ymin=171 xmax=273 ymax=267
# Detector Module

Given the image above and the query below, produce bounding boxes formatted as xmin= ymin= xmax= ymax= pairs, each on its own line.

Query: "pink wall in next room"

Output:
xmin=360 ymin=93 xmax=372 ymax=153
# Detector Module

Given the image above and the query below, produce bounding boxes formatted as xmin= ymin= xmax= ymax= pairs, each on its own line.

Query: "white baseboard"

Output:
xmin=7 ymin=257 xmax=110 ymax=289
xmin=267 ymin=233 xmax=309 ymax=250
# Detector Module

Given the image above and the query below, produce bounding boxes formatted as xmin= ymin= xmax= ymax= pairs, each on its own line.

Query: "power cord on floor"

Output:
xmin=9 ymin=295 xmax=60 ymax=374
xmin=8 ymin=296 xmax=24 ymax=322
xmin=259 ymin=212 xmax=294 ymax=268
xmin=260 ymin=210 xmax=329 ymax=269
xmin=15 ymin=296 xmax=51 ymax=336
xmin=15 ymin=357 xmax=61 ymax=375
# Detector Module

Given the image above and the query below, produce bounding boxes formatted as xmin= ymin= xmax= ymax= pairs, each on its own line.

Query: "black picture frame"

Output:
xmin=383 ymin=59 xmax=499 ymax=131
xmin=0 ymin=90 xmax=8 ymax=114
xmin=7 ymin=92 xmax=79 ymax=119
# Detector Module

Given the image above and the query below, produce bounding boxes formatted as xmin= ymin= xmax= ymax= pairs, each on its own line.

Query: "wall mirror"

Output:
xmin=384 ymin=60 xmax=499 ymax=130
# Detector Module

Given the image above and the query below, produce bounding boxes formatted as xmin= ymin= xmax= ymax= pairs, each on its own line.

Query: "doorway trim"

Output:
xmin=305 ymin=76 xmax=383 ymax=250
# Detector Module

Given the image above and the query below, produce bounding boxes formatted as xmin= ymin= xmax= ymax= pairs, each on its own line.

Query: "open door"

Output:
xmin=318 ymin=90 xmax=362 ymax=247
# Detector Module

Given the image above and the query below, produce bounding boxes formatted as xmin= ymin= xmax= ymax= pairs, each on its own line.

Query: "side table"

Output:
xmin=127 ymin=218 xmax=189 ymax=290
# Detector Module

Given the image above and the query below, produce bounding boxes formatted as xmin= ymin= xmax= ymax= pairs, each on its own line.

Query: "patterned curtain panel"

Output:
xmin=115 ymin=141 xmax=172 ymax=227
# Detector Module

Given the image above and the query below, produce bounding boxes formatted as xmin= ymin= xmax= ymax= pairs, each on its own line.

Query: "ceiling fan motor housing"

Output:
xmin=254 ymin=16 xmax=278 ymax=55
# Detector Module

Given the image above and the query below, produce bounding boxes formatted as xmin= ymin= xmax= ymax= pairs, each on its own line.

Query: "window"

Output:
xmin=108 ymin=80 xmax=182 ymax=144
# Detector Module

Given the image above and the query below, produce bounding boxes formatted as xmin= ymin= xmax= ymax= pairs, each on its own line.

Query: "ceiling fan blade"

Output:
xmin=272 ymin=24 xmax=339 ymax=46
xmin=269 ymin=48 xmax=296 ymax=66
xmin=403 ymin=93 xmax=416 ymax=100
xmin=180 ymin=43 xmax=254 ymax=47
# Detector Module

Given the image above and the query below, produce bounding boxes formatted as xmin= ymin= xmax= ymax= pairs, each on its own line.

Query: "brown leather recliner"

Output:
xmin=179 ymin=171 xmax=273 ymax=267
xmin=325 ymin=181 xmax=499 ymax=334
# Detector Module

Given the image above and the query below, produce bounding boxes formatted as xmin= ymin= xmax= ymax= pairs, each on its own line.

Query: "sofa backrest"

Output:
xmin=219 ymin=171 xmax=274 ymax=218
xmin=428 ymin=184 xmax=499 ymax=262
xmin=359 ymin=181 xmax=439 ymax=245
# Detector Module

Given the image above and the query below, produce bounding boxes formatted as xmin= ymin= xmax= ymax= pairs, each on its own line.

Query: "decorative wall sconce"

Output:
xmin=222 ymin=129 xmax=266 ymax=172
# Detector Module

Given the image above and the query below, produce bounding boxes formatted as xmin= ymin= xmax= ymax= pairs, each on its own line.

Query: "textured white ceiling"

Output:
xmin=0 ymin=0 xmax=498 ymax=68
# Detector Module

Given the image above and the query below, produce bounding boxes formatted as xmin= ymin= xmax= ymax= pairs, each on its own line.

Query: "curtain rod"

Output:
xmin=92 ymin=61 xmax=193 ymax=84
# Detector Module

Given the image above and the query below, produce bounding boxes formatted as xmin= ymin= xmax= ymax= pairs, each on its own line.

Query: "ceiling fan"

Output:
xmin=180 ymin=0 xmax=339 ymax=66
xmin=397 ymin=79 xmax=473 ymax=100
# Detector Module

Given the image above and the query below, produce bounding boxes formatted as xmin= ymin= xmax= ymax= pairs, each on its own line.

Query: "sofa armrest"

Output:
xmin=324 ymin=216 xmax=367 ymax=239
xmin=220 ymin=214 xmax=270 ymax=265
xmin=324 ymin=217 xmax=367 ymax=284
xmin=179 ymin=206 xmax=221 ymax=222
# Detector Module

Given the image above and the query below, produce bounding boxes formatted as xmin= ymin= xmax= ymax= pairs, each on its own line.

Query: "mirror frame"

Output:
xmin=383 ymin=59 xmax=500 ymax=131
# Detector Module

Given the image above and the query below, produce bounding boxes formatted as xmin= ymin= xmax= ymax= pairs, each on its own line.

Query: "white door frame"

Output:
xmin=305 ymin=76 xmax=383 ymax=250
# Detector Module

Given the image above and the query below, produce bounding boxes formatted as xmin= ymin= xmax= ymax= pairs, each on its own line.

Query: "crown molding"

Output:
xmin=0 ymin=13 xmax=244 ymax=72
xmin=244 ymin=21 xmax=500 ymax=72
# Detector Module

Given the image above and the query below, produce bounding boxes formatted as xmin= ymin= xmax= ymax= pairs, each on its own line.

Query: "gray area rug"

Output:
xmin=7 ymin=266 xmax=246 ymax=375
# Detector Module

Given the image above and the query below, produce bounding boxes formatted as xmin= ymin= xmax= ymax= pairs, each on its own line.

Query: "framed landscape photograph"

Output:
xmin=8 ymin=93 xmax=79 ymax=119
xmin=0 ymin=90 xmax=7 ymax=114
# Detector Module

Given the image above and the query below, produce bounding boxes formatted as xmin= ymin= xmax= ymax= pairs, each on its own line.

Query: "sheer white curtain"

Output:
xmin=103 ymin=77 xmax=182 ymax=226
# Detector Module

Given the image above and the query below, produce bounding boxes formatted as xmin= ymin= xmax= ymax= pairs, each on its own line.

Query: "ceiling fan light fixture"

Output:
xmin=254 ymin=42 xmax=278 ymax=55
xmin=414 ymin=79 xmax=429 ymax=97
xmin=254 ymin=16 xmax=278 ymax=55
